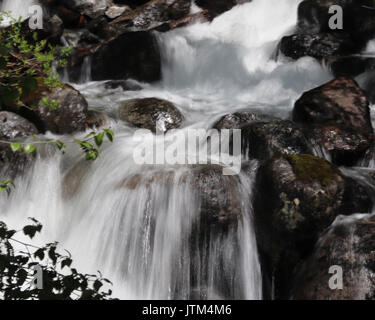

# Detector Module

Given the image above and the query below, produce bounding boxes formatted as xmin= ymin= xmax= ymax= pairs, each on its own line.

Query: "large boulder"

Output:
xmin=0 ymin=111 xmax=38 ymax=179
xmin=241 ymin=120 xmax=312 ymax=161
xmin=254 ymin=153 xmax=372 ymax=298
xmin=91 ymin=31 xmax=161 ymax=82
xmin=213 ymin=111 xmax=274 ymax=130
xmin=291 ymin=214 xmax=375 ymax=300
xmin=18 ymin=81 xmax=88 ymax=134
xmin=293 ymin=77 xmax=374 ymax=166
xmin=279 ymin=33 xmax=357 ymax=60
xmin=119 ymin=97 xmax=183 ymax=133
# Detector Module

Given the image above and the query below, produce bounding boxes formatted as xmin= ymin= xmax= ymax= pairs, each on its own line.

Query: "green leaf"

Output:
xmin=23 ymin=144 xmax=36 ymax=156
xmin=85 ymin=149 xmax=99 ymax=161
xmin=105 ymin=129 xmax=114 ymax=142
xmin=94 ymin=132 xmax=105 ymax=147
xmin=55 ymin=140 xmax=66 ymax=154
xmin=10 ymin=142 xmax=22 ymax=153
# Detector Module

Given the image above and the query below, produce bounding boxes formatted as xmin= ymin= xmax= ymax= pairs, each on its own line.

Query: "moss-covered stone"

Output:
xmin=253 ymin=153 xmax=373 ymax=299
xmin=286 ymin=154 xmax=341 ymax=187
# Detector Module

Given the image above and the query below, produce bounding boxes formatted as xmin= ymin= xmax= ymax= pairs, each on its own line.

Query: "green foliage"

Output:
xmin=0 ymin=179 xmax=15 ymax=196
xmin=3 ymin=128 xmax=114 ymax=162
xmin=0 ymin=12 xmax=72 ymax=109
xmin=0 ymin=219 xmax=115 ymax=300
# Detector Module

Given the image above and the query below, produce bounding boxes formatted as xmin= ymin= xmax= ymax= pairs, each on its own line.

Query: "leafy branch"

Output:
xmin=0 ymin=218 xmax=116 ymax=300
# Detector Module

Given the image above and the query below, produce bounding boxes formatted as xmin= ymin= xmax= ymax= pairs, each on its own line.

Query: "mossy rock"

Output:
xmin=253 ymin=153 xmax=372 ymax=298
xmin=286 ymin=154 xmax=341 ymax=187
xmin=5 ymin=77 xmax=88 ymax=134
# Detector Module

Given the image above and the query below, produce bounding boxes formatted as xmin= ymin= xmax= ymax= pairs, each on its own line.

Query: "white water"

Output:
xmin=0 ymin=0 xmax=38 ymax=25
xmin=0 ymin=0 xmax=338 ymax=300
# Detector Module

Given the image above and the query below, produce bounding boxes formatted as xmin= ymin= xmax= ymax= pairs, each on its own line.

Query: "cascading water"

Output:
xmin=1 ymin=0 xmax=363 ymax=300
xmin=0 ymin=0 xmax=38 ymax=25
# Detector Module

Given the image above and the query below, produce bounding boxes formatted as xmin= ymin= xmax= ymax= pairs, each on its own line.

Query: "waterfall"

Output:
xmin=0 ymin=0 xmax=337 ymax=300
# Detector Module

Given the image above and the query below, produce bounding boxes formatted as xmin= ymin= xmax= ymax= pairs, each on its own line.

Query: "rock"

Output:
xmin=279 ymin=33 xmax=358 ymax=60
xmin=0 ymin=111 xmax=38 ymax=140
xmin=104 ymin=79 xmax=142 ymax=91
xmin=309 ymin=124 xmax=373 ymax=166
xmin=19 ymin=81 xmax=88 ymax=134
xmin=110 ymin=0 xmax=191 ymax=32
xmin=195 ymin=0 xmax=248 ymax=19
xmin=213 ymin=111 xmax=274 ymax=130
xmin=120 ymin=164 xmax=241 ymax=230
xmin=86 ymin=110 xmax=110 ymax=129
xmin=255 ymin=154 xmax=346 ymax=253
xmin=241 ymin=120 xmax=312 ymax=161
xmin=291 ymin=214 xmax=375 ymax=300
xmin=40 ymin=1 xmax=86 ymax=29
xmin=105 ymin=5 xmax=131 ymax=19
xmin=293 ymin=77 xmax=374 ymax=166
xmin=328 ymin=56 xmax=375 ymax=78
xmin=41 ymin=0 xmax=112 ymax=20
xmin=189 ymin=164 xmax=242 ymax=231
xmin=297 ymin=0 xmax=374 ymax=37
xmin=91 ymin=31 xmax=161 ymax=82
xmin=118 ymin=97 xmax=183 ymax=133
xmin=0 ymin=112 xmax=38 ymax=179
xmin=254 ymin=153 xmax=372 ymax=298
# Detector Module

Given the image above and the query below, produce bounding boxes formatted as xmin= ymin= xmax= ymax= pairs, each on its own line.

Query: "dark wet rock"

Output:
xmin=293 ymin=77 xmax=374 ymax=166
xmin=40 ymin=0 xmax=87 ymax=29
xmin=110 ymin=0 xmax=191 ymax=32
xmin=86 ymin=110 xmax=110 ymax=129
xmin=120 ymin=164 xmax=241 ymax=230
xmin=41 ymin=0 xmax=112 ymax=20
xmin=291 ymin=214 xmax=375 ymax=300
xmin=254 ymin=153 xmax=373 ymax=298
xmin=255 ymin=154 xmax=346 ymax=255
xmin=0 ymin=112 xmax=38 ymax=179
xmin=104 ymin=79 xmax=142 ymax=91
xmin=119 ymin=97 xmax=183 ymax=133
xmin=328 ymin=56 xmax=375 ymax=78
xmin=18 ymin=82 xmax=88 ymax=134
xmin=241 ymin=120 xmax=312 ymax=161
xmin=189 ymin=164 xmax=242 ymax=231
xmin=85 ymin=15 xmax=117 ymax=40
xmin=63 ymin=29 xmax=102 ymax=48
xmin=309 ymin=124 xmax=373 ymax=166
xmin=91 ymin=31 xmax=161 ymax=82
xmin=195 ymin=0 xmax=248 ymax=19
xmin=213 ymin=111 xmax=274 ymax=130
xmin=280 ymin=33 xmax=358 ymax=60
xmin=0 ymin=112 xmax=38 ymax=140
xmin=297 ymin=0 xmax=374 ymax=37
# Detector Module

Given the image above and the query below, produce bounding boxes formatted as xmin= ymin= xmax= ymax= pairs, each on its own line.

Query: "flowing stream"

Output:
xmin=1 ymin=0 xmax=374 ymax=300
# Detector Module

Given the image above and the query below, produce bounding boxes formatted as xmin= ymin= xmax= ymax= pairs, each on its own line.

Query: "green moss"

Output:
xmin=286 ymin=154 xmax=341 ymax=187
